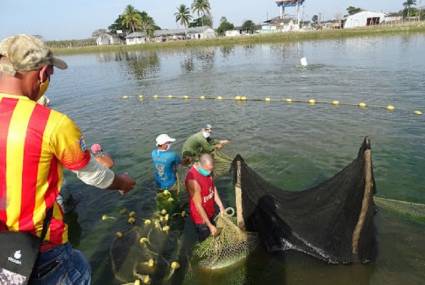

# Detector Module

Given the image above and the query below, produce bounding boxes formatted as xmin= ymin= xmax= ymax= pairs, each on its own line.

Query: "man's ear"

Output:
xmin=38 ymin=65 xmax=51 ymax=82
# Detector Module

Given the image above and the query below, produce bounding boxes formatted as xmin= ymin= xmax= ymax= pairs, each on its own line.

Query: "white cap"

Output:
xmin=205 ymin=124 xmax=212 ymax=130
xmin=156 ymin=134 xmax=176 ymax=146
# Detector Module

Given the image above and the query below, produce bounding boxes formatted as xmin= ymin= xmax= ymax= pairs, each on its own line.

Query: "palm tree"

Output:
xmin=121 ymin=5 xmax=142 ymax=33
xmin=175 ymin=4 xmax=192 ymax=29
xmin=403 ymin=0 xmax=417 ymax=18
xmin=140 ymin=11 xmax=156 ymax=38
xmin=191 ymin=0 xmax=211 ymax=26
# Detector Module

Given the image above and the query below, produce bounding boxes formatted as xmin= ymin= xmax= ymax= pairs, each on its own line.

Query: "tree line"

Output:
xmin=92 ymin=1 xmax=258 ymax=39
xmin=174 ymin=0 xmax=213 ymax=28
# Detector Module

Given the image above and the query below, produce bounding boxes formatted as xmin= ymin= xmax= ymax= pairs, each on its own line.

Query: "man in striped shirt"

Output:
xmin=0 ymin=35 xmax=136 ymax=284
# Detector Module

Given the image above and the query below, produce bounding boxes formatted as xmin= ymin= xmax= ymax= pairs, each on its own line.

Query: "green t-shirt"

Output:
xmin=182 ymin=132 xmax=216 ymax=158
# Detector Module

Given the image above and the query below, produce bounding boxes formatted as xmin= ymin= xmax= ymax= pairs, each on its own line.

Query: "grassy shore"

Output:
xmin=53 ymin=22 xmax=425 ymax=55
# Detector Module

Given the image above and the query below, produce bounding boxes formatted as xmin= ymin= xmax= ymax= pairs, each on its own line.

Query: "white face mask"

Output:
xmin=202 ymin=131 xmax=211 ymax=138
xmin=158 ymin=143 xmax=171 ymax=151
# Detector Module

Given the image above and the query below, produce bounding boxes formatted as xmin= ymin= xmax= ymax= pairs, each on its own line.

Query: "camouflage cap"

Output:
xmin=0 ymin=34 xmax=67 ymax=76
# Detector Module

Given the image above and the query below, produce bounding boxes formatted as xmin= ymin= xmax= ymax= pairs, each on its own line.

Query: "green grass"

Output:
xmin=52 ymin=22 xmax=425 ymax=55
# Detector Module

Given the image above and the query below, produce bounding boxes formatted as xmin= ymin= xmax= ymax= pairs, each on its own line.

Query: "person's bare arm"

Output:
xmin=214 ymin=187 xmax=225 ymax=214
xmin=73 ymin=158 xmax=135 ymax=194
xmin=108 ymin=173 xmax=135 ymax=194
xmin=188 ymin=180 xmax=218 ymax=236
xmin=95 ymin=154 xmax=114 ymax=169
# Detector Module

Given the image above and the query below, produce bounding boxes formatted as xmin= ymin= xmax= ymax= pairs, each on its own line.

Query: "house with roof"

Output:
xmin=260 ymin=16 xmax=299 ymax=33
xmin=343 ymin=11 xmax=386 ymax=29
xmin=125 ymin=32 xmax=147 ymax=45
xmin=96 ymin=33 xmax=121 ymax=46
xmin=125 ymin=26 xmax=216 ymax=45
xmin=186 ymin=26 xmax=216 ymax=39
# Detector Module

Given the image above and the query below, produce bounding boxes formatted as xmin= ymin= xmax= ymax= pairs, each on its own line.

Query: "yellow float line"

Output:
xmin=120 ymin=95 xmax=423 ymax=116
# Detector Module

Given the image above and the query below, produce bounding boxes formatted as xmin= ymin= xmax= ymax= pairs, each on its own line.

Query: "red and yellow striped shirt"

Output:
xmin=0 ymin=93 xmax=90 ymax=248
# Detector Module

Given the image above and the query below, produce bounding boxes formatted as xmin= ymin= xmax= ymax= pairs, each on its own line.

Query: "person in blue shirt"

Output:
xmin=152 ymin=134 xmax=181 ymax=192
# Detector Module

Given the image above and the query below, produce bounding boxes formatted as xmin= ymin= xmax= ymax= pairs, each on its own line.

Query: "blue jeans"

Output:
xmin=29 ymin=243 xmax=91 ymax=285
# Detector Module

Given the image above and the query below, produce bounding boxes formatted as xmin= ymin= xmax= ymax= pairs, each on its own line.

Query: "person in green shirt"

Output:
xmin=182 ymin=124 xmax=230 ymax=165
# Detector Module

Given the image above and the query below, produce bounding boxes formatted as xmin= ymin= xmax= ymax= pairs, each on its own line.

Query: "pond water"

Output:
xmin=49 ymin=33 xmax=425 ymax=285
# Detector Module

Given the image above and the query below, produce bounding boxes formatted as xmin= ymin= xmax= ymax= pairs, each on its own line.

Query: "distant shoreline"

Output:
xmin=53 ymin=22 xmax=425 ymax=55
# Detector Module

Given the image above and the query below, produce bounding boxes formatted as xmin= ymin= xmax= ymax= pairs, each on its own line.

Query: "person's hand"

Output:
xmin=215 ymin=143 xmax=224 ymax=150
xmin=208 ymin=224 xmax=218 ymax=237
xmin=182 ymin=157 xmax=192 ymax=166
xmin=219 ymin=140 xmax=230 ymax=145
xmin=219 ymin=206 xmax=226 ymax=215
xmin=116 ymin=173 xmax=135 ymax=194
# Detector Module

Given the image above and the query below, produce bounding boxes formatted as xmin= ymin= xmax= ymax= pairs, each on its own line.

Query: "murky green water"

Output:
xmin=49 ymin=34 xmax=425 ymax=285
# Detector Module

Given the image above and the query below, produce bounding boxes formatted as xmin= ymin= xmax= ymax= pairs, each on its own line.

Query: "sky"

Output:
xmin=0 ymin=0 xmax=409 ymax=40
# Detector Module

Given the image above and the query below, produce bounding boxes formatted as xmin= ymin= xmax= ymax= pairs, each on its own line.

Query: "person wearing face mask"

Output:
xmin=0 ymin=35 xmax=136 ymax=285
xmin=185 ymin=154 xmax=225 ymax=241
xmin=181 ymin=124 xmax=230 ymax=165
xmin=152 ymin=134 xmax=181 ymax=193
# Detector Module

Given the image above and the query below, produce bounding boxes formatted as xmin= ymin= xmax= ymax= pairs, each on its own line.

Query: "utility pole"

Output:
xmin=296 ymin=1 xmax=300 ymax=27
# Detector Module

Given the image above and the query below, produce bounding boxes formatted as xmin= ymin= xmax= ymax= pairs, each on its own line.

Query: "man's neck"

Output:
xmin=0 ymin=76 xmax=27 ymax=98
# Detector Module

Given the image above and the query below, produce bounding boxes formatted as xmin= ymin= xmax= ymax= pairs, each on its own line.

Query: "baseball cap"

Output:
xmin=156 ymin=134 xmax=176 ymax=146
xmin=0 ymin=34 xmax=67 ymax=76
xmin=205 ymin=124 xmax=212 ymax=131
xmin=91 ymin=144 xmax=103 ymax=154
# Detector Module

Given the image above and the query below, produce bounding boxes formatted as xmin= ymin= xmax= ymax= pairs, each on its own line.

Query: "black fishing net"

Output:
xmin=232 ymin=137 xmax=377 ymax=264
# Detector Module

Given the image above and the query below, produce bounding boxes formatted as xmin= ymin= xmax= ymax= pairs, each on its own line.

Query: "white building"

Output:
xmin=187 ymin=26 xmax=216 ymax=39
xmin=344 ymin=11 xmax=386 ymax=29
xmin=96 ymin=33 xmax=121 ymax=46
xmin=260 ymin=17 xmax=300 ymax=33
xmin=125 ymin=26 xmax=216 ymax=45
xmin=125 ymin=32 xmax=147 ymax=45
xmin=225 ymin=30 xmax=242 ymax=37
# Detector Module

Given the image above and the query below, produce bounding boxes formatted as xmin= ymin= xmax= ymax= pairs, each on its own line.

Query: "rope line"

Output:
xmin=120 ymin=95 xmax=424 ymax=117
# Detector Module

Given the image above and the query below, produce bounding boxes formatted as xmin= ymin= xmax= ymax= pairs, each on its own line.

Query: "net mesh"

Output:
xmin=232 ymin=137 xmax=378 ymax=264
xmin=192 ymin=213 xmax=258 ymax=270
xmin=374 ymin=197 xmax=425 ymax=221
xmin=211 ymin=150 xmax=233 ymax=178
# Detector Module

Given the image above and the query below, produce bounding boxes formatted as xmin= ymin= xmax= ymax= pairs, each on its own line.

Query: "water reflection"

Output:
xmin=179 ymin=48 xmax=216 ymax=73
xmin=195 ymin=48 xmax=216 ymax=71
xmin=96 ymin=51 xmax=160 ymax=80
xmin=243 ymin=44 xmax=255 ymax=56
xmin=181 ymin=56 xmax=194 ymax=73
xmin=125 ymin=51 xmax=160 ymax=80
xmin=268 ymin=42 xmax=304 ymax=61
xmin=220 ymin=45 xmax=235 ymax=58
